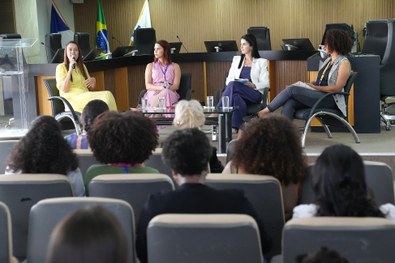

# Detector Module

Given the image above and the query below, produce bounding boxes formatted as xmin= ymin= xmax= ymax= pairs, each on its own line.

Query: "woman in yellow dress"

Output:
xmin=55 ymin=41 xmax=117 ymax=112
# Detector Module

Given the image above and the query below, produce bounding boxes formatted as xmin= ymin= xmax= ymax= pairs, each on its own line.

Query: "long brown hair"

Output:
xmin=153 ymin=40 xmax=172 ymax=64
xmin=63 ymin=41 xmax=88 ymax=81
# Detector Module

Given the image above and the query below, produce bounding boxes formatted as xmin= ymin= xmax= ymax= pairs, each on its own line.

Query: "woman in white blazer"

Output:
xmin=217 ymin=34 xmax=269 ymax=130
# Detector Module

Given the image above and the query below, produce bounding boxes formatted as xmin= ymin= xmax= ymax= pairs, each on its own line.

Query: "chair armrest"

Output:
xmin=309 ymin=91 xmax=349 ymax=117
xmin=48 ymin=96 xmax=80 ymax=121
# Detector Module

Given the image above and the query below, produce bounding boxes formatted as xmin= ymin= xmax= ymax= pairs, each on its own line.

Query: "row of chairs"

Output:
xmin=1 ymin=165 xmax=394 ymax=262
xmin=3 ymin=197 xmax=395 ymax=263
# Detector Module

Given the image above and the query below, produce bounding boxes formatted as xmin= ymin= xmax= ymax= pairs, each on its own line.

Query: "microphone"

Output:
xmin=71 ymin=53 xmax=76 ymax=69
xmin=112 ymin=36 xmax=122 ymax=47
xmin=177 ymin=35 xmax=189 ymax=53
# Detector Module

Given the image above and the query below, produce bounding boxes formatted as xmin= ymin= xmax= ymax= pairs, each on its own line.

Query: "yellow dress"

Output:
xmin=55 ymin=64 xmax=117 ymax=112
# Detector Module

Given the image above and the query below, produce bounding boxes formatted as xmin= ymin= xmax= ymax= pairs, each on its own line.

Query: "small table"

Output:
xmin=139 ymin=107 xmax=234 ymax=153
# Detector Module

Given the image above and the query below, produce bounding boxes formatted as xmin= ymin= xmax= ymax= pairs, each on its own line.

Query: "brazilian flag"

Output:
xmin=96 ymin=0 xmax=110 ymax=55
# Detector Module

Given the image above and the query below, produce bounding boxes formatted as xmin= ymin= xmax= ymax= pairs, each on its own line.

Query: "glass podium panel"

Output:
xmin=0 ymin=38 xmax=37 ymax=138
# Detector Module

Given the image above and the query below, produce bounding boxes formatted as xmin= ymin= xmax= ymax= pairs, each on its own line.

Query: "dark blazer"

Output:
xmin=136 ymin=183 xmax=272 ymax=263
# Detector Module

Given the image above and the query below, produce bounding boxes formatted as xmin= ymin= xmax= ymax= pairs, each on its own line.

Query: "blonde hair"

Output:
xmin=173 ymin=100 xmax=205 ymax=128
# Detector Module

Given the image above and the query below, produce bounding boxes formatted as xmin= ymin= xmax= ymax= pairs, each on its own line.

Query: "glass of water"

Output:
xmin=158 ymin=97 xmax=166 ymax=110
xmin=221 ymin=95 xmax=230 ymax=110
xmin=206 ymin=96 xmax=214 ymax=109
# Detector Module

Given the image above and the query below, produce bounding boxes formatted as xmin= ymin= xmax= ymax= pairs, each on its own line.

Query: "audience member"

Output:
xmin=144 ymin=40 xmax=181 ymax=108
xmin=223 ymin=116 xmax=306 ymax=220
xmin=46 ymin=206 xmax=128 ymax=263
xmin=136 ymin=128 xmax=271 ymax=263
xmin=85 ymin=111 xmax=159 ymax=188
xmin=173 ymin=99 xmax=224 ymax=172
xmin=5 ymin=115 xmax=85 ymax=196
xmin=65 ymin=99 xmax=109 ymax=149
xmin=258 ymin=29 xmax=352 ymax=119
xmin=293 ymin=144 xmax=395 ymax=220
xmin=296 ymin=246 xmax=349 ymax=263
xmin=218 ymin=33 xmax=269 ymax=130
xmin=56 ymin=41 xmax=117 ymax=112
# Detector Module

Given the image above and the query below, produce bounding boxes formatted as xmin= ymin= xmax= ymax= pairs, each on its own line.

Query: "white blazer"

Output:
xmin=225 ymin=56 xmax=269 ymax=94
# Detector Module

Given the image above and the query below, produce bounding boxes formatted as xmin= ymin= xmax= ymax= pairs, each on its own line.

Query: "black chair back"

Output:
xmin=43 ymin=78 xmax=64 ymax=116
xmin=177 ymin=73 xmax=192 ymax=100
xmin=74 ymin=32 xmax=91 ymax=58
xmin=45 ymin=33 xmax=62 ymax=63
xmin=134 ymin=28 xmax=156 ymax=55
xmin=247 ymin=26 xmax=271 ymax=50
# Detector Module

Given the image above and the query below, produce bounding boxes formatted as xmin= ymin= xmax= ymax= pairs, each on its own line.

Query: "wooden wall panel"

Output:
xmin=127 ymin=65 xmax=146 ymax=107
xmin=206 ymin=61 xmax=232 ymax=98
xmin=74 ymin=0 xmax=395 ymax=53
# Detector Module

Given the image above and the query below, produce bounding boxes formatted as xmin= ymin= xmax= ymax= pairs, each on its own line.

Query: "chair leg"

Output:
xmin=55 ymin=115 xmax=82 ymax=135
xmin=301 ymin=116 xmax=317 ymax=148
xmin=316 ymin=112 xmax=360 ymax=144
xmin=315 ymin=117 xmax=332 ymax=139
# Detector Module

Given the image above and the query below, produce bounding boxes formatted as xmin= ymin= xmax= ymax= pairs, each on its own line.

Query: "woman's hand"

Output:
xmin=84 ymin=77 xmax=96 ymax=90
xmin=68 ymin=60 xmax=77 ymax=71
xmin=245 ymin=81 xmax=256 ymax=89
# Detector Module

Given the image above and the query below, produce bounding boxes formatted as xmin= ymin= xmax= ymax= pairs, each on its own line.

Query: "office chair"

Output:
xmin=362 ymin=19 xmax=395 ymax=130
xmin=44 ymin=33 xmax=62 ymax=63
xmin=301 ymin=161 xmax=394 ymax=205
xmin=0 ymin=202 xmax=17 ymax=263
xmin=74 ymin=32 xmax=91 ymax=58
xmin=247 ymin=26 xmax=271 ymax=50
xmin=277 ymin=217 xmax=395 ymax=262
xmin=133 ymin=28 xmax=156 ymax=55
xmin=294 ymin=72 xmax=360 ymax=147
xmin=137 ymin=72 xmax=193 ymax=106
xmin=88 ymin=173 xmax=175 ymax=221
xmin=0 ymin=174 xmax=73 ymax=261
xmin=206 ymin=173 xmax=284 ymax=258
xmin=43 ymin=78 xmax=82 ymax=134
xmin=27 ymin=197 xmax=136 ymax=263
xmin=147 ymin=214 xmax=263 ymax=263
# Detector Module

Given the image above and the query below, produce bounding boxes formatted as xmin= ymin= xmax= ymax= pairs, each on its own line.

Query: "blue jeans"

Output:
xmin=217 ymin=81 xmax=262 ymax=129
xmin=267 ymin=85 xmax=337 ymax=119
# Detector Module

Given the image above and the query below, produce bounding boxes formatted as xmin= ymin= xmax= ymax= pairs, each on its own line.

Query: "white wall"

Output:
xmin=14 ymin=0 xmax=75 ymax=64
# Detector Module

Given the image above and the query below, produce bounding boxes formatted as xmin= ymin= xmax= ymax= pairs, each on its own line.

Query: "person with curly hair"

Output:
xmin=258 ymin=29 xmax=352 ymax=119
xmin=85 ymin=111 xmax=159 ymax=188
xmin=293 ymin=144 xmax=395 ymax=220
xmin=224 ymin=116 xmax=306 ymax=220
xmin=65 ymin=99 xmax=109 ymax=149
xmin=46 ymin=206 xmax=128 ymax=263
xmin=172 ymin=99 xmax=224 ymax=172
xmin=136 ymin=128 xmax=271 ymax=263
xmin=5 ymin=115 xmax=85 ymax=196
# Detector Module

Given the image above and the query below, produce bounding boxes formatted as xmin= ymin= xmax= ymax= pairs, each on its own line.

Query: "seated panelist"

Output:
xmin=258 ymin=29 xmax=352 ymax=119
xmin=56 ymin=41 xmax=118 ymax=112
xmin=144 ymin=40 xmax=181 ymax=108
xmin=217 ymin=33 xmax=269 ymax=130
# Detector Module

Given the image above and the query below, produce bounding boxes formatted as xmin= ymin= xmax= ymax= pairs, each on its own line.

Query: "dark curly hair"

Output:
xmin=6 ymin=115 xmax=78 ymax=174
xmin=313 ymin=144 xmax=384 ymax=217
xmin=324 ymin=29 xmax=352 ymax=55
xmin=87 ymin=111 xmax=158 ymax=164
xmin=162 ymin=128 xmax=212 ymax=176
xmin=232 ymin=116 xmax=306 ymax=186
